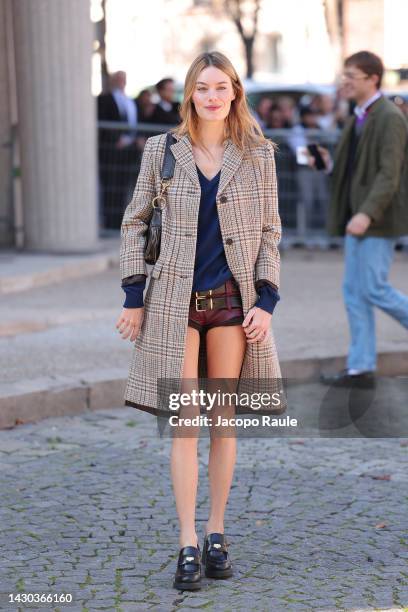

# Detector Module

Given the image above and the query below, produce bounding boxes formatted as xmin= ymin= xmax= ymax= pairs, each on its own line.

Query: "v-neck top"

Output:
xmin=192 ymin=164 xmax=231 ymax=292
xmin=122 ymin=163 xmax=280 ymax=314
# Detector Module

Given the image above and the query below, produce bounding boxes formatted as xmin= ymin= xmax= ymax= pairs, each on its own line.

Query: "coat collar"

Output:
xmin=354 ymin=96 xmax=385 ymax=158
xmin=353 ymin=91 xmax=382 ymax=118
xmin=170 ymin=132 xmax=244 ymax=196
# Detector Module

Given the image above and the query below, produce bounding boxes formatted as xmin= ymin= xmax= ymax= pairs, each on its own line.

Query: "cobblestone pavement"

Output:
xmin=0 ymin=406 xmax=407 ymax=612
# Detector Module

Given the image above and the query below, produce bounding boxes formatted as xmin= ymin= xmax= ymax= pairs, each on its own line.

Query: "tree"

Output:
xmin=224 ymin=0 xmax=261 ymax=79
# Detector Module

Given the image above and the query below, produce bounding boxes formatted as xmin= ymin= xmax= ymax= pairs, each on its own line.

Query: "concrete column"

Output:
xmin=12 ymin=0 xmax=98 ymax=252
xmin=0 ymin=0 xmax=13 ymax=247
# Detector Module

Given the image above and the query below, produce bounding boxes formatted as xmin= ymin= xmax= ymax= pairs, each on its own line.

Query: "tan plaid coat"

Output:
xmin=120 ymin=131 xmax=284 ymax=417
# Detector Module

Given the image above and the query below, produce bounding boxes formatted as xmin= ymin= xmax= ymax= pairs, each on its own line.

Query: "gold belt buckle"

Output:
xmin=195 ymin=289 xmax=213 ymax=311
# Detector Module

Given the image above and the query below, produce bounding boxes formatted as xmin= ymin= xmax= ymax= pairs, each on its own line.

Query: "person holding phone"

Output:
xmin=310 ymin=51 xmax=408 ymax=386
xmin=289 ymin=106 xmax=330 ymax=241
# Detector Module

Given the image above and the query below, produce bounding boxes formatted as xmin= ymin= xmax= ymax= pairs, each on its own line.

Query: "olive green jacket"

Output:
xmin=327 ymin=96 xmax=408 ymax=237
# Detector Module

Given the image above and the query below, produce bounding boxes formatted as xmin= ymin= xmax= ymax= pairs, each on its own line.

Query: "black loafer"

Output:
xmin=173 ymin=545 xmax=202 ymax=590
xmin=320 ymin=369 xmax=376 ymax=388
xmin=202 ymin=532 xmax=233 ymax=579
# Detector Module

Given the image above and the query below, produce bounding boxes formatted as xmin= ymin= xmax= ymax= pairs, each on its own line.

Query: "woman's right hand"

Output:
xmin=115 ymin=307 xmax=144 ymax=342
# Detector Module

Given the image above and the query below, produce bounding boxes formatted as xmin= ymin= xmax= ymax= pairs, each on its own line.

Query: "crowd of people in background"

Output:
xmin=97 ymin=72 xmax=182 ymax=227
xmin=252 ymin=93 xmax=347 ymax=131
xmin=97 ymin=70 xmax=354 ymax=138
xmin=97 ymin=70 xmax=407 ymax=233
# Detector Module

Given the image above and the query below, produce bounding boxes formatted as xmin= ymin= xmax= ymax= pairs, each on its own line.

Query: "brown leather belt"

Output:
xmin=190 ymin=294 xmax=243 ymax=312
xmin=190 ymin=279 xmax=242 ymax=312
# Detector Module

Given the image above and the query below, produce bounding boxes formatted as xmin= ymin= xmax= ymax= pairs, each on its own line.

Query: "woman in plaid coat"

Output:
xmin=116 ymin=52 xmax=284 ymax=590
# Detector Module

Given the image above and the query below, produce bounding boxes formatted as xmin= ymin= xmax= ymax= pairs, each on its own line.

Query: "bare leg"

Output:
xmin=204 ymin=324 xmax=247 ymax=535
xmin=170 ymin=325 xmax=201 ymax=548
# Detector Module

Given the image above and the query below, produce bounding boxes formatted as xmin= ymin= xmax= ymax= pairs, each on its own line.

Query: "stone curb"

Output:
xmin=1 ymin=352 xmax=408 ymax=430
xmin=0 ymin=245 xmax=120 ymax=295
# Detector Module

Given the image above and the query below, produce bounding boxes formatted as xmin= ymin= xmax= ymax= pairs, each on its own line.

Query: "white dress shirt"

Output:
xmin=112 ymin=88 xmax=138 ymax=127
xmin=353 ymin=91 xmax=382 ymax=119
xmin=158 ymin=99 xmax=172 ymax=112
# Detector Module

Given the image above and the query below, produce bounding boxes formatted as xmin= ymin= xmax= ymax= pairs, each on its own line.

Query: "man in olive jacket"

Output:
xmin=319 ymin=51 xmax=408 ymax=386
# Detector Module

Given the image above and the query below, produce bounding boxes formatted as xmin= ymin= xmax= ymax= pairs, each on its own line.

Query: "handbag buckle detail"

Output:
xmin=152 ymin=178 xmax=171 ymax=209
xmin=151 ymin=195 xmax=166 ymax=209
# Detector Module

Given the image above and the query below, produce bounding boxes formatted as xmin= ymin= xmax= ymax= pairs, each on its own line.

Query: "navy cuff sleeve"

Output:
xmin=122 ymin=279 xmax=146 ymax=309
xmin=255 ymin=282 xmax=280 ymax=315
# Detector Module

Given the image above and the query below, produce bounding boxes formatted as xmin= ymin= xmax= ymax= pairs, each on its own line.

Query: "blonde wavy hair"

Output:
xmin=172 ymin=51 xmax=269 ymax=155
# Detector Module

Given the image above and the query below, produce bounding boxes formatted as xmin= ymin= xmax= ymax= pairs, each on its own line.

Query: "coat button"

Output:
xmin=219 ymin=195 xmax=228 ymax=203
xmin=226 ymin=238 xmax=233 ymax=245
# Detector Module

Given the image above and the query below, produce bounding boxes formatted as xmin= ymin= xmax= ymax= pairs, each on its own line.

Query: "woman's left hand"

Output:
xmin=242 ymin=306 xmax=271 ymax=344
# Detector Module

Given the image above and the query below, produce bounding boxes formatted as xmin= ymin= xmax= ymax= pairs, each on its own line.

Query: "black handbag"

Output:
xmin=144 ymin=132 xmax=176 ymax=265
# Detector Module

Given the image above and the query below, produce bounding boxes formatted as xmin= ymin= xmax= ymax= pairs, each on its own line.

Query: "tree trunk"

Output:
xmin=245 ymin=38 xmax=254 ymax=79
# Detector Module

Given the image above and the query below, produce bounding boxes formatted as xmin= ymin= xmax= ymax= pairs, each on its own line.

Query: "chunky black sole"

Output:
xmin=173 ymin=579 xmax=202 ymax=590
xmin=204 ymin=565 xmax=233 ymax=579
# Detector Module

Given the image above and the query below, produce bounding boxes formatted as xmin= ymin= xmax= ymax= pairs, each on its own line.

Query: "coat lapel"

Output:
xmin=170 ymin=134 xmax=200 ymax=189
xmin=217 ymin=139 xmax=244 ymax=198
xmin=170 ymin=132 xmax=244 ymax=196
xmin=355 ymin=97 xmax=385 ymax=159
xmin=334 ymin=116 xmax=354 ymax=165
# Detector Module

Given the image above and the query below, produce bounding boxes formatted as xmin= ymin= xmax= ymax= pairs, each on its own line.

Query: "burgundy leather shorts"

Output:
xmin=188 ymin=277 xmax=245 ymax=335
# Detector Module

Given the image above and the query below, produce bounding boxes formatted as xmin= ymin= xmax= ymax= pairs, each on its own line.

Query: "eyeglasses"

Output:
xmin=341 ymin=72 xmax=370 ymax=81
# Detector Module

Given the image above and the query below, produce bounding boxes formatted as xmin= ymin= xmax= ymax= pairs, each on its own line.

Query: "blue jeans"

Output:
xmin=343 ymin=235 xmax=408 ymax=371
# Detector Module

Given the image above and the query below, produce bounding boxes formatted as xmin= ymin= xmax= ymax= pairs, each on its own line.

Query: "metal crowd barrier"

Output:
xmin=97 ymin=122 xmax=406 ymax=250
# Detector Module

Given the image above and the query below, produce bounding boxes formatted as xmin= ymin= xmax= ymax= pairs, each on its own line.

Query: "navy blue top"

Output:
xmin=122 ymin=164 xmax=280 ymax=314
